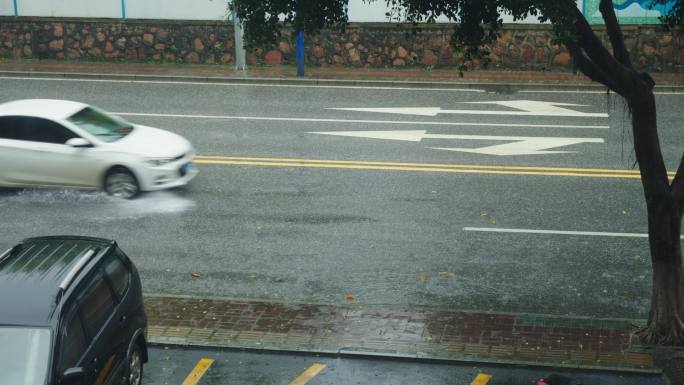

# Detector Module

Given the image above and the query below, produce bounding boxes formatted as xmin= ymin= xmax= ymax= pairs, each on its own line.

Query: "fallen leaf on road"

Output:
xmin=480 ymin=212 xmax=488 ymax=217
xmin=490 ymin=219 xmax=497 ymax=224
xmin=419 ymin=273 xmax=430 ymax=282
xmin=191 ymin=272 xmax=201 ymax=278
xmin=345 ymin=295 xmax=354 ymax=301
xmin=438 ymin=272 xmax=456 ymax=277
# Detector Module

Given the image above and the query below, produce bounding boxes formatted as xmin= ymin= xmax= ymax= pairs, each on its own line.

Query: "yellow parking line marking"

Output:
xmin=470 ymin=373 xmax=493 ymax=385
xmin=181 ymin=358 xmax=214 ymax=385
xmin=193 ymin=159 xmax=646 ymax=179
xmin=289 ymin=363 xmax=326 ymax=385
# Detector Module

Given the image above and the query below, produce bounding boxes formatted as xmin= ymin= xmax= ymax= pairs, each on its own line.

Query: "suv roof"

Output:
xmin=0 ymin=236 xmax=114 ymax=327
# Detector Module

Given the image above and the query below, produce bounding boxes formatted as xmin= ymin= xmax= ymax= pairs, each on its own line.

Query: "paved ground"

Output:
xmin=143 ymin=346 xmax=666 ymax=385
xmin=1 ymin=62 xmax=683 ymax=383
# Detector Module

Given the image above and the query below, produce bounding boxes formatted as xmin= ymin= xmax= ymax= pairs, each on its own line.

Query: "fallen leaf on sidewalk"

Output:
xmin=438 ymin=272 xmax=456 ymax=277
xmin=191 ymin=272 xmax=201 ymax=279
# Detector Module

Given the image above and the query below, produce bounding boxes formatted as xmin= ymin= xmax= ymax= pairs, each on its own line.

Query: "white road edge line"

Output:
xmin=113 ymin=112 xmax=609 ymax=129
xmin=2 ymin=76 xmax=680 ymax=95
xmin=464 ymin=227 xmax=661 ymax=238
xmin=0 ymin=76 xmax=485 ymax=92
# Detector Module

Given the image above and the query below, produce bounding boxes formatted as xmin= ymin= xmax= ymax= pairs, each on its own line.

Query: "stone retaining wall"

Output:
xmin=0 ymin=17 xmax=681 ymax=72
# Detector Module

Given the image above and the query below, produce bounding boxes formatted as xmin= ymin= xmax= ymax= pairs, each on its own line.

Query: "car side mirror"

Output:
xmin=61 ymin=367 xmax=85 ymax=385
xmin=66 ymin=138 xmax=93 ymax=148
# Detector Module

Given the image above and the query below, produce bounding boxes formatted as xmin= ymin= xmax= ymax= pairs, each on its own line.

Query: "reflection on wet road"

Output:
xmin=144 ymin=346 xmax=664 ymax=385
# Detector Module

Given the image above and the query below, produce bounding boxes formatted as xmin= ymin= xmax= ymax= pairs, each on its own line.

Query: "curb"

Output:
xmin=2 ymin=69 xmax=683 ymax=93
xmin=146 ymin=336 xmax=663 ymax=375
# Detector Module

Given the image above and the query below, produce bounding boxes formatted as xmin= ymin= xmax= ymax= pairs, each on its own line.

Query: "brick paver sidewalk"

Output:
xmin=144 ymin=295 xmax=657 ymax=373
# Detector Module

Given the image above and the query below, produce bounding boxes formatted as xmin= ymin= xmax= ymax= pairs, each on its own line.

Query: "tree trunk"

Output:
xmin=640 ymin=203 xmax=684 ymax=345
xmin=631 ymin=93 xmax=684 ymax=345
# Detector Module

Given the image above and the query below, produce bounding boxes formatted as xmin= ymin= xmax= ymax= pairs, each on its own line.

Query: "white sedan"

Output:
xmin=0 ymin=99 xmax=198 ymax=199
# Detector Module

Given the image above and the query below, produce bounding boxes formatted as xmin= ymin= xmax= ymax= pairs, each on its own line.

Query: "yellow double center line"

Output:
xmin=194 ymin=155 xmax=676 ymax=180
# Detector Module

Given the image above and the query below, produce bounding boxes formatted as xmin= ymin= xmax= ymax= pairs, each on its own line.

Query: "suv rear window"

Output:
xmin=60 ymin=313 xmax=86 ymax=372
xmin=103 ymin=252 xmax=129 ymax=300
xmin=78 ymin=275 xmax=114 ymax=339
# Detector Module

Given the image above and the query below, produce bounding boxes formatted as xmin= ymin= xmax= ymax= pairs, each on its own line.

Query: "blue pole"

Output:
xmin=13 ymin=0 xmax=18 ymax=16
xmin=121 ymin=0 xmax=126 ymax=19
xmin=296 ymin=31 xmax=305 ymax=77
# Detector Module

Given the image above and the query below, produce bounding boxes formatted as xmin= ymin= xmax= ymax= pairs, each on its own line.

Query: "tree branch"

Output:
xmin=567 ymin=42 xmax=625 ymax=96
xmin=567 ymin=6 xmax=667 ymax=199
xmin=599 ymin=0 xmax=632 ymax=68
xmin=570 ymin=7 xmax=642 ymax=97
xmin=671 ymin=153 xmax=684 ymax=214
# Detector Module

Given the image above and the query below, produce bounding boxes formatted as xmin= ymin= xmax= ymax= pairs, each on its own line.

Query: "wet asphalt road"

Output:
xmin=143 ymin=346 xmax=666 ymax=385
xmin=0 ymin=77 xmax=683 ymax=319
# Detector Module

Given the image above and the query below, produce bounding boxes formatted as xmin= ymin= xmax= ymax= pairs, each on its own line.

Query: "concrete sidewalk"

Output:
xmin=144 ymin=295 xmax=662 ymax=375
xmin=0 ymin=59 xmax=682 ymax=90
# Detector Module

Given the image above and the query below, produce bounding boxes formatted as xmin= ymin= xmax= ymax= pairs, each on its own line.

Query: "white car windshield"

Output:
xmin=0 ymin=327 xmax=51 ymax=385
xmin=67 ymin=107 xmax=134 ymax=142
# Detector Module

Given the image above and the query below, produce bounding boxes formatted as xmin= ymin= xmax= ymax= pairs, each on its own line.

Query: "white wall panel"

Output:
xmin=5 ymin=0 xmax=582 ymax=22
xmin=0 ymin=0 xmax=15 ymax=16
xmin=14 ymin=0 xmax=121 ymax=17
xmin=346 ymin=0 xmax=583 ymax=23
xmin=124 ymin=0 xmax=227 ymax=20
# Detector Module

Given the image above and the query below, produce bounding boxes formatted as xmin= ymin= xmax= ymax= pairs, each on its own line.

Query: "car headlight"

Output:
xmin=145 ymin=157 xmax=175 ymax=167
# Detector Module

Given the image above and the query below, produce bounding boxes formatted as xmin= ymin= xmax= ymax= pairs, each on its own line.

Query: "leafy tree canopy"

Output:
xmin=230 ymin=0 xmax=681 ymax=56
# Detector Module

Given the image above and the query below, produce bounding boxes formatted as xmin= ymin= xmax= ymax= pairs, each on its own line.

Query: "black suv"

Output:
xmin=0 ymin=236 xmax=148 ymax=385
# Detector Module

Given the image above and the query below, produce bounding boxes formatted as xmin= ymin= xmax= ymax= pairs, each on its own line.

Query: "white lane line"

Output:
xmin=0 ymin=76 xmax=484 ymax=92
xmin=464 ymin=227 xmax=652 ymax=238
xmin=520 ymin=90 xmax=684 ymax=95
xmin=113 ymin=112 xmax=609 ymax=129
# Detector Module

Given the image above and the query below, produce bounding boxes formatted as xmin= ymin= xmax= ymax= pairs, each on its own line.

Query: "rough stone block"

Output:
xmin=264 ymin=50 xmax=282 ymax=65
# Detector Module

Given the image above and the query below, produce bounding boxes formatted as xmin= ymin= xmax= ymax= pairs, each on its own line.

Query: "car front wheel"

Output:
xmin=127 ymin=344 xmax=143 ymax=385
xmin=104 ymin=167 xmax=140 ymax=199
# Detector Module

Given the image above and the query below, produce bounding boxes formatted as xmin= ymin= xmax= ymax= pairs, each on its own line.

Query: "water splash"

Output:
xmin=1 ymin=188 xmax=195 ymax=221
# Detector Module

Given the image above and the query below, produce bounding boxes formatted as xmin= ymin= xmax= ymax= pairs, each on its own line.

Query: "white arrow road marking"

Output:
xmin=430 ymin=137 xmax=605 ymax=156
xmin=310 ymin=130 xmax=605 ymax=156
xmin=329 ymin=100 xmax=608 ymax=117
